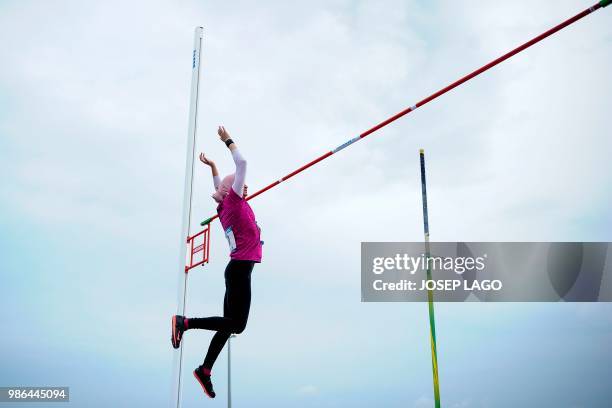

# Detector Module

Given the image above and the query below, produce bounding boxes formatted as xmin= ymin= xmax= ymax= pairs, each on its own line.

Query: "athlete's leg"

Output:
xmin=192 ymin=292 xmax=229 ymax=399
xmin=202 ymin=291 xmax=231 ymax=370
xmin=199 ymin=260 xmax=253 ymax=370
xmin=187 ymin=260 xmax=253 ymax=334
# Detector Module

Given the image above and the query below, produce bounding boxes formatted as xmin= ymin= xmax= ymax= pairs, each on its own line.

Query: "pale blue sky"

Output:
xmin=1 ymin=1 xmax=611 ymax=407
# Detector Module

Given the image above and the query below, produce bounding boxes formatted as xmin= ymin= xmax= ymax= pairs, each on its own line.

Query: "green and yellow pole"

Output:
xmin=419 ymin=149 xmax=441 ymax=408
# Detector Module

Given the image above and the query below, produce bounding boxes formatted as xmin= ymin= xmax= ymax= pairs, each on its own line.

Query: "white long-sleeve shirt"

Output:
xmin=231 ymin=148 xmax=247 ymax=195
xmin=212 ymin=148 xmax=247 ymax=195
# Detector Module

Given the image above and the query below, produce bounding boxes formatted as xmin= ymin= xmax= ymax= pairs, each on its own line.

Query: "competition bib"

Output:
xmin=224 ymin=226 xmax=237 ymax=253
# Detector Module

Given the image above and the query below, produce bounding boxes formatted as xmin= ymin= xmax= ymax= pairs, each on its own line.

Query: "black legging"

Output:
xmin=187 ymin=259 xmax=254 ymax=370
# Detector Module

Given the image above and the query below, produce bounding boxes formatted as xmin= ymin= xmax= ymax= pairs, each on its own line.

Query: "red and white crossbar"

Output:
xmin=199 ymin=0 xmax=609 ymax=228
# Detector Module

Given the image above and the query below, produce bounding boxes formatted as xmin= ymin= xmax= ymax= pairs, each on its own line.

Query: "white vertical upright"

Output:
xmin=171 ymin=26 xmax=204 ymax=408
xmin=227 ymin=336 xmax=232 ymax=408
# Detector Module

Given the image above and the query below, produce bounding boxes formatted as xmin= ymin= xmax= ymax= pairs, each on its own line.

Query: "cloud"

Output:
xmin=451 ymin=400 xmax=473 ymax=408
xmin=1 ymin=1 xmax=611 ymax=407
xmin=414 ymin=396 xmax=434 ymax=408
xmin=297 ymin=384 xmax=319 ymax=396
xmin=1 ymin=0 xmax=610 ymax=246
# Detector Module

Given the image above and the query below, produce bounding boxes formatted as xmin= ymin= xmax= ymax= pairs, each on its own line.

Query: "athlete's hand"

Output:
xmin=199 ymin=152 xmax=215 ymax=167
xmin=218 ymin=126 xmax=231 ymax=143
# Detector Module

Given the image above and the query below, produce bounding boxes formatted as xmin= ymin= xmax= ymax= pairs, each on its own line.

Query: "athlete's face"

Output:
xmin=243 ymin=184 xmax=248 ymax=198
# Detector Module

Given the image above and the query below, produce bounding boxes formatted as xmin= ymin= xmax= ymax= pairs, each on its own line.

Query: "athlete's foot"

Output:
xmin=193 ymin=366 xmax=216 ymax=398
xmin=171 ymin=315 xmax=186 ymax=349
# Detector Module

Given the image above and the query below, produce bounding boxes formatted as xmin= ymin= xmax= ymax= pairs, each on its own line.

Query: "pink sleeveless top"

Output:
xmin=217 ymin=189 xmax=262 ymax=262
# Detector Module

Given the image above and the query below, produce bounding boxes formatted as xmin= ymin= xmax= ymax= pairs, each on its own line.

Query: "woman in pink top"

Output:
xmin=171 ymin=126 xmax=262 ymax=399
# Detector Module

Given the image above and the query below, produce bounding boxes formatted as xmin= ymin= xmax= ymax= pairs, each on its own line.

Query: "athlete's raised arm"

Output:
xmin=217 ymin=126 xmax=247 ymax=197
xmin=199 ymin=152 xmax=220 ymax=189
